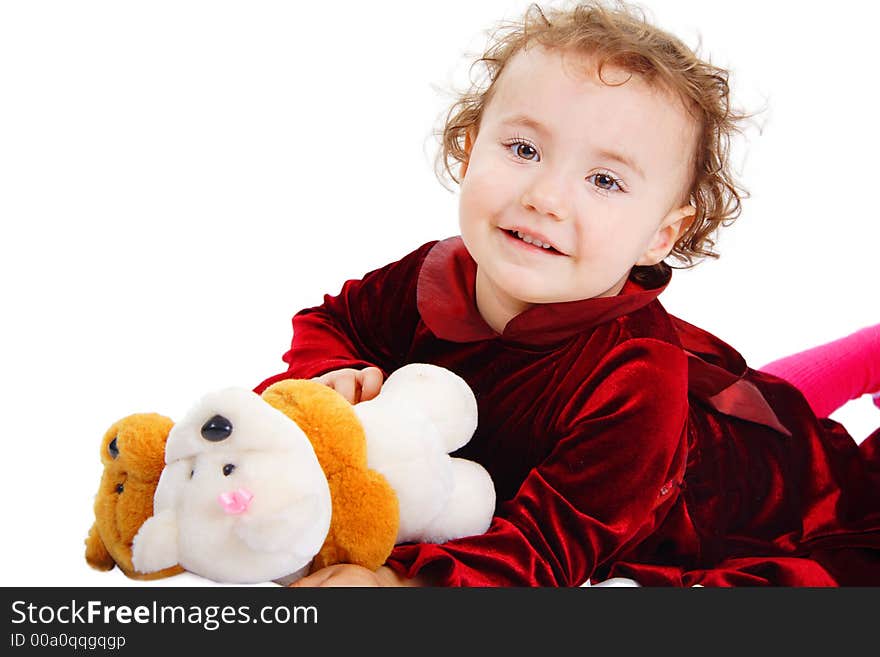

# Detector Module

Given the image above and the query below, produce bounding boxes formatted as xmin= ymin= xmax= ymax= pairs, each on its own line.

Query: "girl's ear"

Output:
xmin=460 ymin=127 xmax=476 ymax=180
xmin=636 ymin=204 xmax=695 ymax=267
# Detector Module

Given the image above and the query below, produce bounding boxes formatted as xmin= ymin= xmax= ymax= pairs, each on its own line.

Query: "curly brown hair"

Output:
xmin=435 ymin=0 xmax=754 ymax=276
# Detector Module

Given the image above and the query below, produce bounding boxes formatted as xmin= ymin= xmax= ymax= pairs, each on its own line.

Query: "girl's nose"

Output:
xmin=520 ymin=171 xmax=570 ymax=221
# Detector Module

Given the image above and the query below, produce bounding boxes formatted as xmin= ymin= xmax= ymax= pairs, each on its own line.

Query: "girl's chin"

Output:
xmin=492 ymin=281 xmax=569 ymax=306
xmin=490 ymin=268 xmax=622 ymax=304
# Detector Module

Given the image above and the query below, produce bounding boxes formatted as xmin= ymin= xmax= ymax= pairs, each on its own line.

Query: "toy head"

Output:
xmin=87 ymin=413 xmax=182 ymax=579
xmin=141 ymin=388 xmax=334 ymax=583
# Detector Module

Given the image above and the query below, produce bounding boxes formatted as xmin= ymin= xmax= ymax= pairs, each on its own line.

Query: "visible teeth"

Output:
xmin=514 ymin=230 xmax=551 ymax=249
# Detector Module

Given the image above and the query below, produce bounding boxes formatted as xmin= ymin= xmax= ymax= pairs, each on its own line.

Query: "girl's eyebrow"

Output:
xmin=595 ymin=147 xmax=645 ymax=181
xmin=502 ymin=114 xmax=551 ymax=136
xmin=500 ymin=113 xmax=646 ymax=180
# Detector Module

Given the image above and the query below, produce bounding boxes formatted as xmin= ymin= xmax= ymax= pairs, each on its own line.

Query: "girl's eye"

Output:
xmin=506 ymin=140 xmax=539 ymax=161
xmin=588 ymin=172 xmax=625 ymax=193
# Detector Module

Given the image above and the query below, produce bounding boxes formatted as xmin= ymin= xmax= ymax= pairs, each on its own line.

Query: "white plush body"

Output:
xmin=132 ymin=364 xmax=495 ymax=584
xmin=355 ymin=363 xmax=495 ymax=544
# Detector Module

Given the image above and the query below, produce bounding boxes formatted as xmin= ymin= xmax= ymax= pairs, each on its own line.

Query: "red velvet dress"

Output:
xmin=255 ymin=237 xmax=880 ymax=586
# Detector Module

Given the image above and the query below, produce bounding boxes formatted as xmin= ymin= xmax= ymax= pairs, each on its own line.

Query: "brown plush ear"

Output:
xmin=262 ymin=379 xmax=399 ymax=570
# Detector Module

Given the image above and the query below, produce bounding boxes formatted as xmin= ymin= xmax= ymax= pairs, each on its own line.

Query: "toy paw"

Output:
xmin=377 ymin=362 xmax=478 ymax=452
xmin=419 ymin=457 xmax=496 ymax=544
xmin=132 ymin=510 xmax=180 ymax=574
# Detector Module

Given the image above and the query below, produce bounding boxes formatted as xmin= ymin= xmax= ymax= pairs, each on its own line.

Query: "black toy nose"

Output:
xmin=201 ymin=415 xmax=233 ymax=442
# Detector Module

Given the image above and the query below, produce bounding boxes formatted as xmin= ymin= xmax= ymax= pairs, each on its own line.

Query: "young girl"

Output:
xmin=255 ymin=1 xmax=880 ymax=586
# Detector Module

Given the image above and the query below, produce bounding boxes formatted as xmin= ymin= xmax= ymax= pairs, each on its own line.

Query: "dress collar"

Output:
xmin=416 ymin=237 xmax=791 ymax=436
xmin=416 ymin=236 xmax=670 ymax=346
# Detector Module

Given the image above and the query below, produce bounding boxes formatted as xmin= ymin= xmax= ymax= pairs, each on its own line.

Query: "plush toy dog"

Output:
xmin=84 ymin=413 xmax=183 ymax=580
xmin=129 ymin=363 xmax=496 ymax=585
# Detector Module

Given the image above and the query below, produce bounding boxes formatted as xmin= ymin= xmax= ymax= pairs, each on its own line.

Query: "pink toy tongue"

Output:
xmin=218 ymin=488 xmax=254 ymax=514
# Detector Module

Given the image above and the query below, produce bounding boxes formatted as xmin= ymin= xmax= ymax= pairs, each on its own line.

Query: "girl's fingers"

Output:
xmin=359 ymin=367 xmax=384 ymax=402
xmin=332 ymin=373 xmax=357 ymax=404
xmin=312 ymin=367 xmax=382 ymax=404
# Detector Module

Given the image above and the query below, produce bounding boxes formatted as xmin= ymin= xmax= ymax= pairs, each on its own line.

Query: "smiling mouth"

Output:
xmin=503 ymin=229 xmax=564 ymax=255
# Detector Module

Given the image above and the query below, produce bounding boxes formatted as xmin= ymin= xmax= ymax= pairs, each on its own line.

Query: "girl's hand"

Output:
xmin=311 ymin=367 xmax=384 ymax=404
xmin=289 ymin=564 xmax=408 ymax=587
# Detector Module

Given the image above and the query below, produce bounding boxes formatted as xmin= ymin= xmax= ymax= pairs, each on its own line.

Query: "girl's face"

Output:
xmin=458 ymin=46 xmax=697 ymax=323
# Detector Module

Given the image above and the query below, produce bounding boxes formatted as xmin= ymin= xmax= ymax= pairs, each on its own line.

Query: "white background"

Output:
xmin=1 ymin=0 xmax=877 ymax=587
